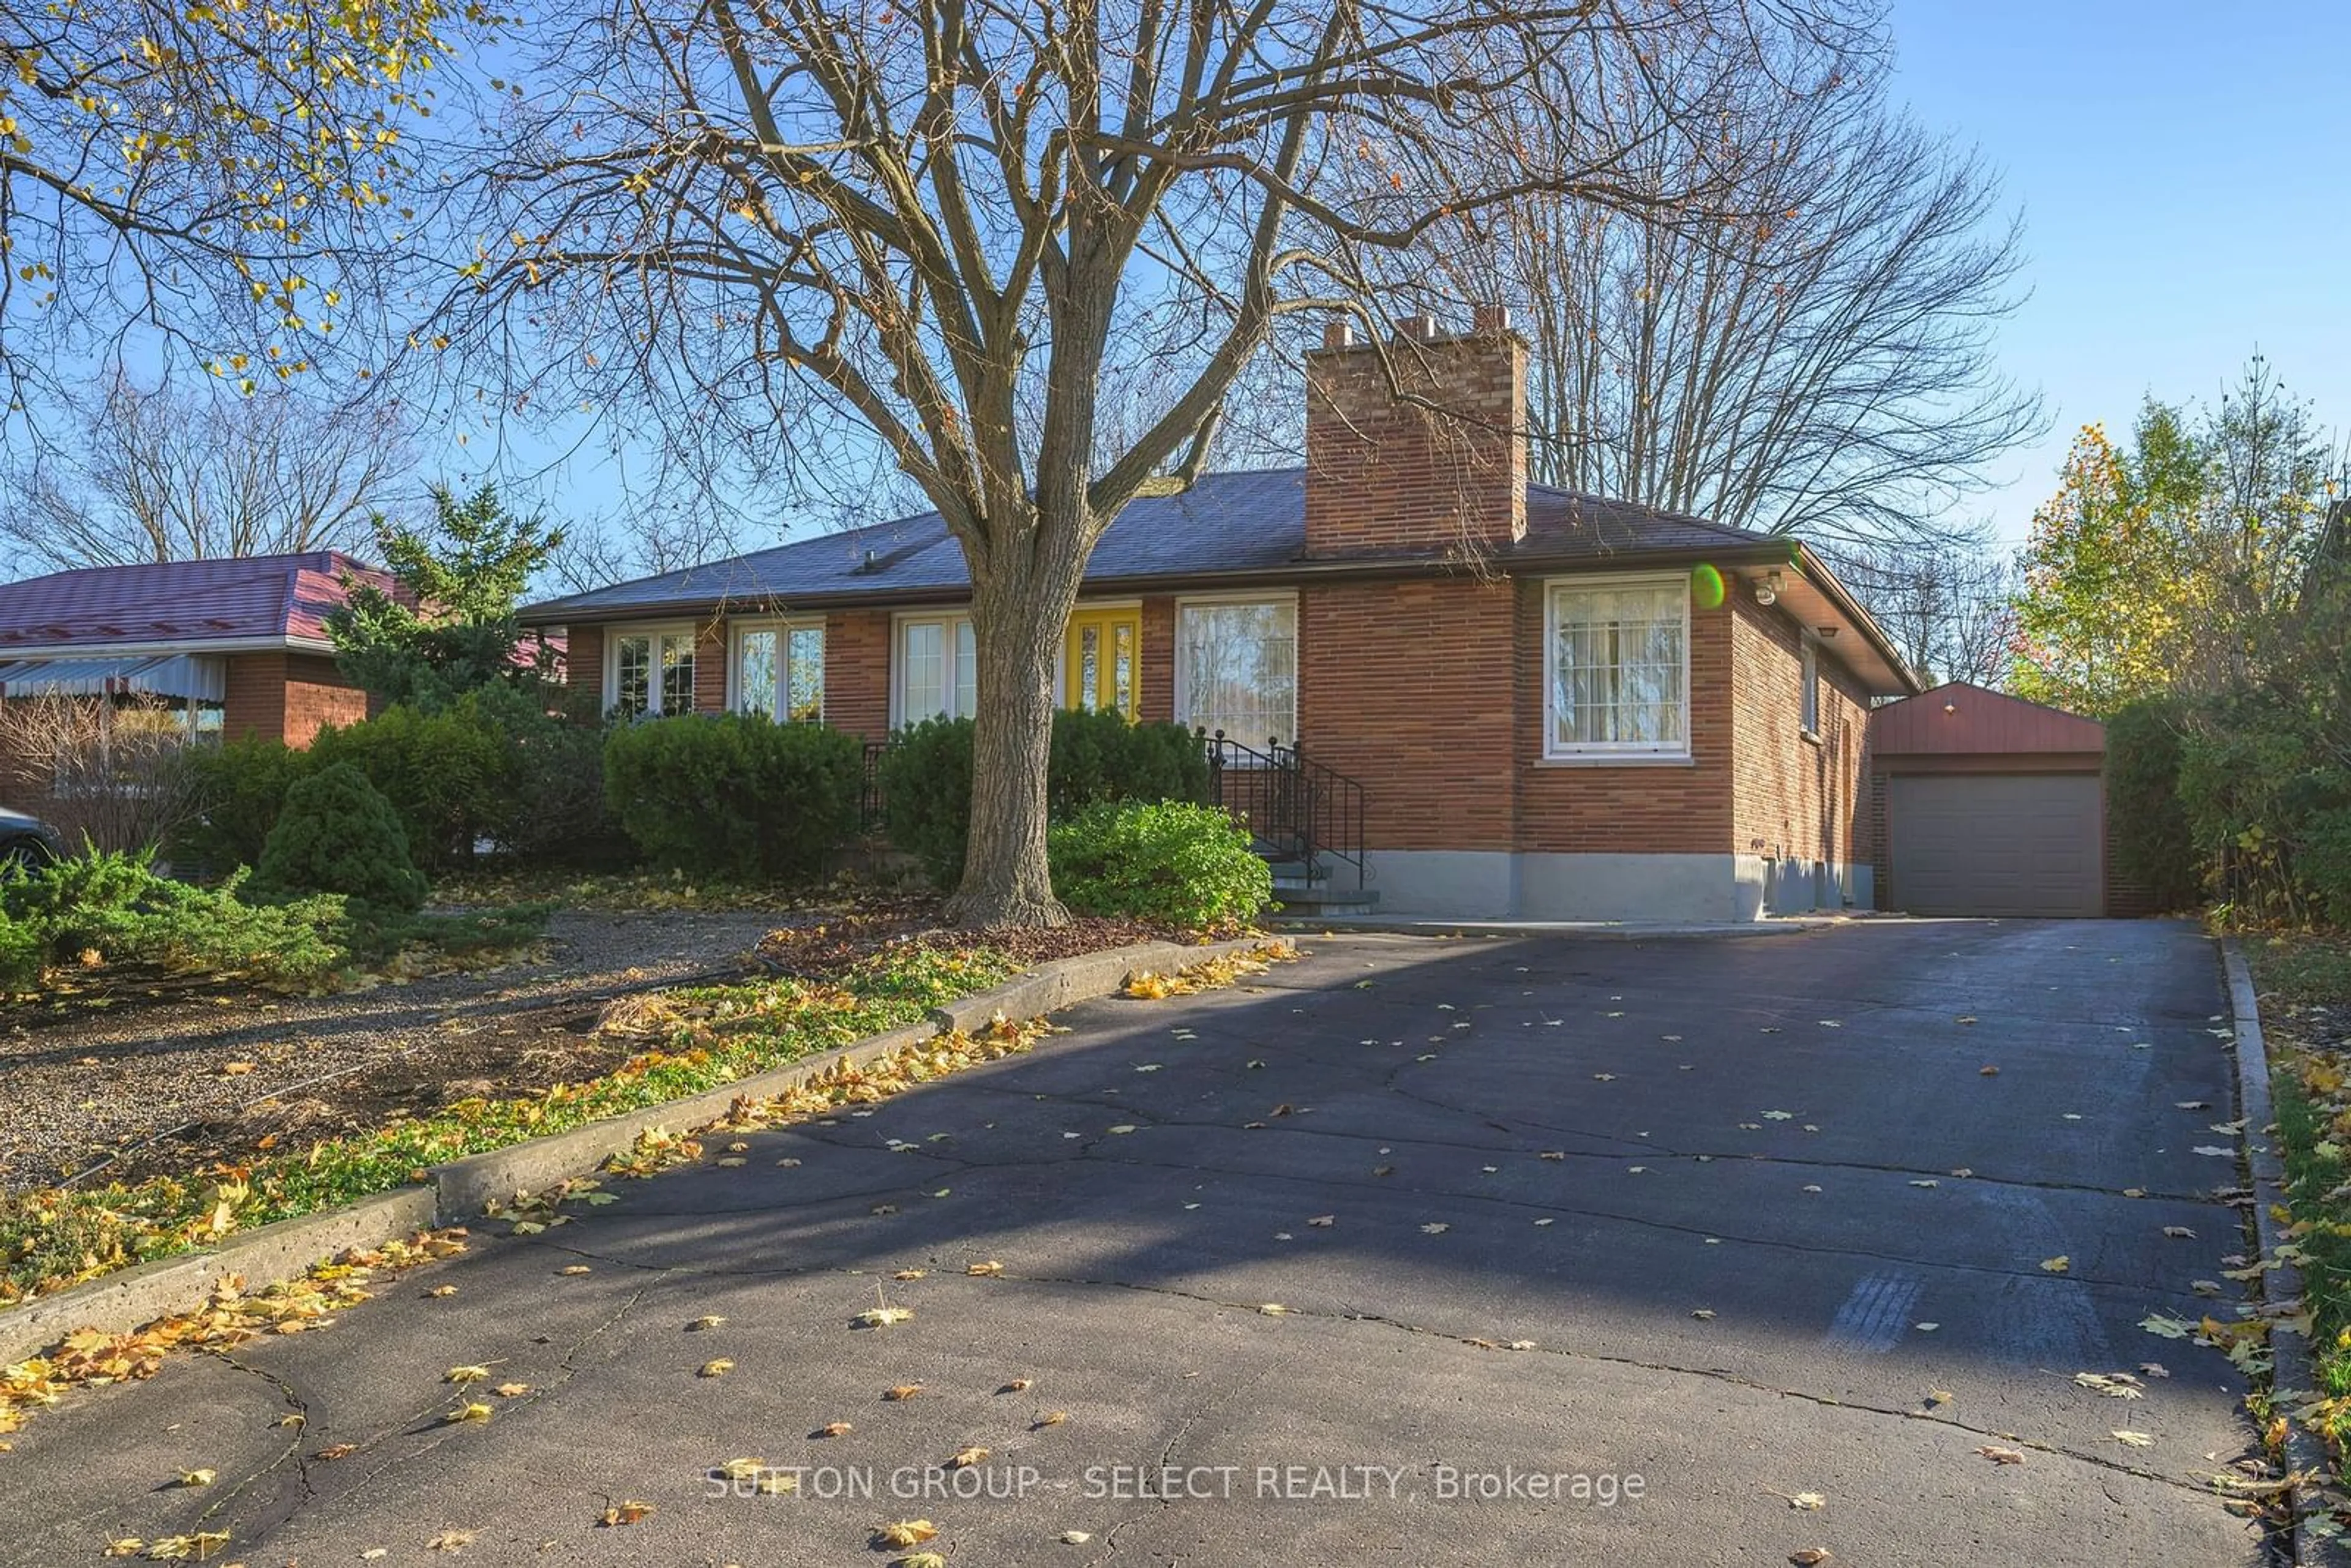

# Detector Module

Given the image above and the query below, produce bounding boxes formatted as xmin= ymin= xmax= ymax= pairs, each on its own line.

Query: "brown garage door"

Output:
xmin=1887 ymin=773 xmax=2104 ymax=917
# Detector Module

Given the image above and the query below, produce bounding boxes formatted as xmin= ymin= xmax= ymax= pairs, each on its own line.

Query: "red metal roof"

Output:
xmin=1868 ymin=681 xmax=2105 ymax=755
xmin=0 ymin=552 xmax=394 ymax=654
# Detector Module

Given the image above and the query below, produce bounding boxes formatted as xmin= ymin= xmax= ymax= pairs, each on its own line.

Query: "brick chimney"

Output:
xmin=1303 ymin=306 xmax=1528 ymax=557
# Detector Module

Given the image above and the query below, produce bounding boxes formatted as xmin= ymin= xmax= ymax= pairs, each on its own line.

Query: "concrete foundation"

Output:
xmin=1362 ymin=850 xmax=1865 ymax=922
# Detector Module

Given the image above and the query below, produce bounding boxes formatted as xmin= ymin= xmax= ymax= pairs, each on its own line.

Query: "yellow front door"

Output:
xmin=1065 ymin=609 xmax=1141 ymax=719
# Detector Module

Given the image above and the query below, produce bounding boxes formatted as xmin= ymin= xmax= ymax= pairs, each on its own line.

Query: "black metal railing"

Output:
xmin=1199 ymin=729 xmax=1367 ymax=891
xmin=859 ymin=739 xmax=890 ymax=832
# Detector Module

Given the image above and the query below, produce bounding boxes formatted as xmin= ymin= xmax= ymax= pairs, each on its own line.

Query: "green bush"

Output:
xmin=309 ymin=700 xmax=511 ymax=868
xmin=1049 ymin=800 xmax=1270 ymax=929
xmin=0 ymin=850 xmax=348 ymax=993
xmin=174 ymin=736 xmax=310 ymax=872
xmin=877 ymin=716 xmax=979 ymax=886
xmin=1050 ymin=708 xmax=1211 ymax=817
xmin=2301 ymin=808 xmax=2351 ymax=928
xmin=255 ymin=762 xmax=431 ymax=912
xmin=2105 ymin=697 xmax=2200 ymax=912
xmin=457 ymin=683 xmax=623 ymax=865
xmin=602 ymin=713 xmax=861 ymax=879
xmin=880 ymin=711 xmax=1212 ymax=889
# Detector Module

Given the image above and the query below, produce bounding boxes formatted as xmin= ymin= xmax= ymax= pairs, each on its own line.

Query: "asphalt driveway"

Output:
xmin=4 ymin=920 xmax=2267 ymax=1565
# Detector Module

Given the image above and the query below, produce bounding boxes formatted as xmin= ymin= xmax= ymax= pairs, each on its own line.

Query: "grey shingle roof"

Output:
xmin=520 ymin=467 xmax=1787 ymax=621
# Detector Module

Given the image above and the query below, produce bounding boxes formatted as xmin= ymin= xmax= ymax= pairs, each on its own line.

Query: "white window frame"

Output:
xmin=889 ymin=609 xmax=977 ymax=729
xmin=727 ymin=617 xmax=827 ymax=723
xmin=604 ymin=623 xmax=699 ymax=718
xmin=1799 ymin=635 xmax=1821 ymax=739
xmin=1173 ymin=591 xmax=1299 ymax=750
xmin=1541 ymin=573 xmax=1693 ymax=763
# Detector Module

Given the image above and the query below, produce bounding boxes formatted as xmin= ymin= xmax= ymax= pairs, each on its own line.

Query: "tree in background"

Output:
xmin=0 ymin=372 xmax=407 ymax=571
xmin=2012 ymin=359 xmax=2343 ymax=717
xmin=422 ymin=0 xmax=1883 ymax=926
xmin=1444 ymin=47 xmax=2039 ymax=553
xmin=327 ymin=484 xmax=564 ymax=709
xmin=1826 ymin=529 xmax=2017 ymax=689
xmin=2008 ymin=421 xmax=2194 ymax=718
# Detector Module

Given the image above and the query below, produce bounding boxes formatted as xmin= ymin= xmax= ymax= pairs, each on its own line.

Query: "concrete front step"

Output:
xmin=1269 ymin=879 xmax=1379 ymax=912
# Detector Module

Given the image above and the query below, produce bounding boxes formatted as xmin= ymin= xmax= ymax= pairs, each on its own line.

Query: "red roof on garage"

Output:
xmin=0 ymin=552 xmax=394 ymax=654
xmin=1868 ymin=682 xmax=2105 ymax=756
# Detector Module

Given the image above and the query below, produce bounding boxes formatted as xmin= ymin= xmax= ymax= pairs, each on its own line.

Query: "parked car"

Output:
xmin=0 ymin=807 xmax=65 ymax=869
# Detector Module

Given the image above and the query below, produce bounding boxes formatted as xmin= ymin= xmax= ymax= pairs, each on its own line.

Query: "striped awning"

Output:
xmin=0 ymin=653 xmax=228 ymax=702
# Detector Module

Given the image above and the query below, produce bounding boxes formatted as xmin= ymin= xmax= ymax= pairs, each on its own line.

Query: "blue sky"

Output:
xmin=1888 ymin=1 xmax=2351 ymax=544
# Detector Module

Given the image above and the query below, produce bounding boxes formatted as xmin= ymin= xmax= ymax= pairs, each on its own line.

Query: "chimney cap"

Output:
xmin=1397 ymin=310 xmax=1441 ymax=341
xmin=1471 ymin=303 xmax=1512 ymax=334
xmin=1321 ymin=318 xmax=1357 ymax=350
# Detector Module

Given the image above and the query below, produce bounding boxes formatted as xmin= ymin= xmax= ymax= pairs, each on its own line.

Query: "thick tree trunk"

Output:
xmin=947 ymin=547 xmax=1084 ymax=929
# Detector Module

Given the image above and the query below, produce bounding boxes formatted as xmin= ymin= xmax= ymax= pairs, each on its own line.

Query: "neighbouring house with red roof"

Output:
xmin=522 ymin=312 xmax=1928 ymax=923
xmin=0 ymin=552 xmax=384 ymax=746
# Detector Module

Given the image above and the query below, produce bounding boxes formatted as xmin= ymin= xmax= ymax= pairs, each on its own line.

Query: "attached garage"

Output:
xmin=1864 ymin=683 xmax=2113 ymax=918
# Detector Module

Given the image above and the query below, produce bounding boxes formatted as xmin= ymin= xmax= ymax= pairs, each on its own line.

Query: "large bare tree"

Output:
xmin=438 ymin=0 xmax=1878 ymax=925
xmin=0 ymin=372 xmax=408 ymax=571
xmin=1823 ymin=528 xmax=2017 ymax=689
xmin=1442 ymin=50 xmax=2039 ymax=552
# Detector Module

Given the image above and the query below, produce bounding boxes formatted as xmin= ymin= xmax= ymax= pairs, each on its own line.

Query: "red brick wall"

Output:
xmin=1512 ymin=577 xmax=1736 ymax=855
xmin=1140 ymin=595 xmax=1176 ymax=726
xmin=825 ymin=609 xmax=893 ymax=741
xmin=563 ymin=625 xmax=605 ymax=715
xmin=222 ymin=651 xmax=367 ymax=747
xmin=1303 ymin=324 xmax=1527 ymax=558
xmin=1297 ymin=577 xmax=1520 ymax=850
xmin=1728 ymin=590 xmax=1870 ymax=870
xmin=692 ymin=620 xmax=727 ymax=713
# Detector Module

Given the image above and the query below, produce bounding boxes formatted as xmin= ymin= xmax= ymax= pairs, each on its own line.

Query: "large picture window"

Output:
xmin=607 ymin=626 xmax=697 ymax=718
xmin=1177 ymin=598 xmax=1296 ymax=746
xmin=1544 ymin=579 xmax=1689 ymax=759
xmin=732 ymin=620 xmax=825 ymax=722
xmin=894 ymin=613 xmax=977 ymax=726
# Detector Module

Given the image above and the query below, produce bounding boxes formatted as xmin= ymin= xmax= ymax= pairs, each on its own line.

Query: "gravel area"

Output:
xmin=0 ymin=909 xmax=782 ymax=1194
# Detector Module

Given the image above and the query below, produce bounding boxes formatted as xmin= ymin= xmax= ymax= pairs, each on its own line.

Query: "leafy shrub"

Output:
xmin=1049 ymin=708 xmax=1211 ymax=817
xmin=881 ymin=711 xmax=1212 ymax=888
xmin=175 ymin=736 xmax=311 ymax=872
xmin=2302 ymin=809 xmax=2351 ymax=928
xmin=457 ymin=683 xmax=623 ymax=865
xmin=309 ymin=700 xmax=511 ymax=868
xmin=0 ymin=850 xmax=348 ymax=994
xmin=1048 ymin=800 xmax=1270 ymax=929
xmin=255 ymin=762 xmax=430 ymax=912
xmin=602 ymin=713 xmax=861 ymax=879
xmin=2104 ymin=697 xmax=2200 ymax=912
xmin=877 ymin=716 xmax=978 ymax=886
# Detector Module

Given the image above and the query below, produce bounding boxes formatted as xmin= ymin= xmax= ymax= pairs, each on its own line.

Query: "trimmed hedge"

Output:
xmin=878 ymin=710 xmax=1212 ymax=888
xmin=174 ymin=689 xmax=620 ymax=876
xmin=601 ymin=712 xmax=861 ymax=879
xmin=1049 ymin=800 xmax=1270 ymax=929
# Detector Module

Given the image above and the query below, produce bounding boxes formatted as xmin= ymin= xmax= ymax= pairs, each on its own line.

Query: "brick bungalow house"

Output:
xmin=0 ymin=552 xmax=382 ymax=746
xmin=522 ymin=313 xmax=1922 ymax=921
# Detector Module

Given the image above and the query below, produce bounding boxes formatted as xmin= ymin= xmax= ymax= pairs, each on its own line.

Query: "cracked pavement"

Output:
xmin=1 ymin=919 xmax=2269 ymax=1564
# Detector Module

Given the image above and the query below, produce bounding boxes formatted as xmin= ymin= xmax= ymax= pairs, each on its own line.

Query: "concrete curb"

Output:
xmin=0 ymin=1189 xmax=437 ymax=1367
xmin=1268 ymin=915 xmax=1841 ymax=941
xmin=0 ymin=935 xmax=1274 ymax=1370
xmin=2222 ymin=936 xmax=2344 ymax=1566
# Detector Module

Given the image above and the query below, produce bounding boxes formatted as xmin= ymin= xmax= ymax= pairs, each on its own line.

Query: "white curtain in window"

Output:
xmin=1550 ymin=584 xmax=1687 ymax=750
xmin=1180 ymin=601 xmax=1296 ymax=746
